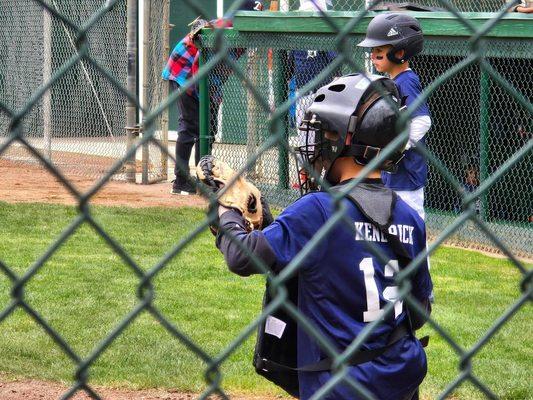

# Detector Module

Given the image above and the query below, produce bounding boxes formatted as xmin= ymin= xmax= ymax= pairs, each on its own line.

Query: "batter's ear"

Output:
xmin=395 ymin=49 xmax=406 ymax=60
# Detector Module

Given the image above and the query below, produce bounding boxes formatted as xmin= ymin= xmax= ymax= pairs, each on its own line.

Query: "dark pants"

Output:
xmin=171 ymin=81 xmax=200 ymax=185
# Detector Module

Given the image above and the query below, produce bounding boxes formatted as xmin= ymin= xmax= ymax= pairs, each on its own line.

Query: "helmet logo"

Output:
xmin=387 ymin=27 xmax=399 ymax=37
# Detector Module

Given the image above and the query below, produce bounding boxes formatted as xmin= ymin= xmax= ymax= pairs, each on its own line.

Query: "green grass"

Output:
xmin=0 ymin=202 xmax=531 ymax=399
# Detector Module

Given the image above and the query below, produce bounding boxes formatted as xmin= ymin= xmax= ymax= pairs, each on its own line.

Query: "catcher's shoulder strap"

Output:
xmin=333 ymin=183 xmax=395 ymax=229
xmin=331 ymin=183 xmax=410 ymax=261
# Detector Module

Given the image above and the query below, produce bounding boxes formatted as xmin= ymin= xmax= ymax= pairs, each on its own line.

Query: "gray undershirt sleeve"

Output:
xmin=215 ymin=209 xmax=278 ymax=276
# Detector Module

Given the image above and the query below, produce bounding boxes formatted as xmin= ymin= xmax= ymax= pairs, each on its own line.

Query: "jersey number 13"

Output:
xmin=359 ymin=257 xmax=403 ymax=322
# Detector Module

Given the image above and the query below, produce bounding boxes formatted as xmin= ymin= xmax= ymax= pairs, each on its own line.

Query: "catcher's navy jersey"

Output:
xmin=262 ymin=190 xmax=432 ymax=400
xmin=382 ymin=69 xmax=430 ymax=190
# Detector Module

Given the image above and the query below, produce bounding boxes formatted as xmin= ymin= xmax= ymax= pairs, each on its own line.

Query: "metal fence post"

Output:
xmin=141 ymin=0 xmax=151 ymax=184
xmin=273 ymin=49 xmax=289 ymax=190
xmin=247 ymin=47 xmax=262 ymax=179
xmin=161 ymin=0 xmax=170 ymax=181
xmin=199 ymin=49 xmax=210 ymax=156
xmin=43 ymin=7 xmax=52 ymax=162
xmin=125 ymin=0 xmax=138 ymax=183
xmin=479 ymin=69 xmax=490 ymax=221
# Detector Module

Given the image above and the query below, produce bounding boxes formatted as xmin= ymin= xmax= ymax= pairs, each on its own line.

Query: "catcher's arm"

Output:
xmin=216 ymin=208 xmax=277 ymax=276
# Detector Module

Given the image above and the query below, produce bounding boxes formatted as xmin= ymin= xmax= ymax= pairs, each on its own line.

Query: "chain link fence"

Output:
xmin=0 ymin=1 xmax=532 ymax=399
xmin=0 ymin=0 xmax=168 ymax=182
xmin=142 ymin=0 xmax=170 ymax=183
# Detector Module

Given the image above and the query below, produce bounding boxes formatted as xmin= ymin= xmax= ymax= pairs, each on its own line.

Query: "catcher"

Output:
xmin=197 ymin=73 xmax=433 ymax=400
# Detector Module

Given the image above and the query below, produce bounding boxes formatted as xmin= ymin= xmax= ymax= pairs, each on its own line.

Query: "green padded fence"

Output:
xmin=200 ymin=11 xmax=533 ymax=259
xmin=0 ymin=1 xmax=532 ymax=399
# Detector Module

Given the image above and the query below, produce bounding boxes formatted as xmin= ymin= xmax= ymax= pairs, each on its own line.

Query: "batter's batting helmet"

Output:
xmin=357 ymin=13 xmax=424 ymax=64
xmin=296 ymin=73 xmax=407 ymax=193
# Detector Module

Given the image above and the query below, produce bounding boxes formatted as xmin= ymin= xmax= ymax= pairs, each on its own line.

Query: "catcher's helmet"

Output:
xmin=295 ymin=73 xmax=407 ymax=194
xmin=357 ymin=13 xmax=423 ymax=64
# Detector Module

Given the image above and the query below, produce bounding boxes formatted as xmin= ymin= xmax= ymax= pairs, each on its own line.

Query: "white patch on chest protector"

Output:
xmin=265 ymin=315 xmax=287 ymax=339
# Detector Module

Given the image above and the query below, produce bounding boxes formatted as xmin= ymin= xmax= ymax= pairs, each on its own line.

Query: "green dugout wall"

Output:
xmin=198 ymin=11 xmax=532 ymax=258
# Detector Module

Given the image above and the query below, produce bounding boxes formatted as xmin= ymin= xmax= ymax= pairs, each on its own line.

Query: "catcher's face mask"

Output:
xmin=295 ymin=113 xmax=338 ymax=195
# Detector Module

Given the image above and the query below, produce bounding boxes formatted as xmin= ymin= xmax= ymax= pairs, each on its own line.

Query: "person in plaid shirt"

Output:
xmin=163 ymin=0 xmax=263 ymax=195
xmin=162 ymin=33 xmax=199 ymax=97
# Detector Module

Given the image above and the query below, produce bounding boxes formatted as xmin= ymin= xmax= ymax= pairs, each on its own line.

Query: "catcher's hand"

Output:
xmin=196 ymin=155 xmax=264 ymax=232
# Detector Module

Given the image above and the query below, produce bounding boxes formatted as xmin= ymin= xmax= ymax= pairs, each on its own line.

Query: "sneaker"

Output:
xmin=170 ymin=180 xmax=196 ymax=195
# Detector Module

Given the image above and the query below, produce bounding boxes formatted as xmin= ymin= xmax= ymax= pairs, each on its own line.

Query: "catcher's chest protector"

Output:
xmin=253 ymin=184 xmax=399 ymax=398
xmin=253 ymin=276 xmax=300 ymax=397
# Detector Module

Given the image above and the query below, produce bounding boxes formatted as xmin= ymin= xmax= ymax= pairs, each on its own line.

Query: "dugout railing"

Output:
xmin=0 ymin=1 xmax=531 ymax=400
xmin=198 ymin=11 xmax=532 ymax=259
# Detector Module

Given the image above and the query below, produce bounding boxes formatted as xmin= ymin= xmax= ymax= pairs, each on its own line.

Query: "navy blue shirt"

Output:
xmin=382 ymin=69 xmax=430 ymax=191
xmin=394 ymin=69 xmax=430 ymax=119
xmin=292 ymin=50 xmax=337 ymax=91
xmin=262 ymin=191 xmax=433 ymax=400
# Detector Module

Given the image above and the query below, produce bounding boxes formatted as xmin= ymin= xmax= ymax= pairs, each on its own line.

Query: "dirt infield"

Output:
xmin=0 ymin=378 xmax=282 ymax=400
xmin=0 ymin=159 xmax=206 ymax=209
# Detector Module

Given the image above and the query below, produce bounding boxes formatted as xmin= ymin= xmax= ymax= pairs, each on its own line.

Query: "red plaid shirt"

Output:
xmin=161 ymin=19 xmax=233 ymax=97
xmin=161 ymin=34 xmax=199 ymax=96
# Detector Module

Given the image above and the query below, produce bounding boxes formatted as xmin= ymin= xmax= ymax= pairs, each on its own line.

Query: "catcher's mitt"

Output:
xmin=196 ymin=155 xmax=264 ymax=232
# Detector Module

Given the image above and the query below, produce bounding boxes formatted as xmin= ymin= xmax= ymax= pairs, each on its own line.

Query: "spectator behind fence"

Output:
xmin=162 ymin=0 xmax=263 ymax=195
xmin=455 ymin=164 xmax=481 ymax=215
xmin=357 ymin=13 xmax=432 ymax=220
